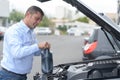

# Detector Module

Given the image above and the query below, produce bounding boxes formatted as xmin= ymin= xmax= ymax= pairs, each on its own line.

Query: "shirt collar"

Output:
xmin=20 ymin=20 xmax=33 ymax=33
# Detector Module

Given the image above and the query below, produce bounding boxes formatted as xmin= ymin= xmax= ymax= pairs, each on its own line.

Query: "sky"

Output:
xmin=8 ymin=0 xmax=118 ymax=17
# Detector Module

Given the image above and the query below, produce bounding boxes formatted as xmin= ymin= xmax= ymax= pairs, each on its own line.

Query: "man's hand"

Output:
xmin=38 ymin=42 xmax=50 ymax=49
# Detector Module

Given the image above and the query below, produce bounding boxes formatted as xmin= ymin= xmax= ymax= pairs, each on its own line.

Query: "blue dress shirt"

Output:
xmin=1 ymin=20 xmax=41 ymax=74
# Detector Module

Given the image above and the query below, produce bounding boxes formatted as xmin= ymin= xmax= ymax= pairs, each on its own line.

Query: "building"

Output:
xmin=0 ymin=0 xmax=9 ymax=27
xmin=55 ymin=6 xmax=72 ymax=19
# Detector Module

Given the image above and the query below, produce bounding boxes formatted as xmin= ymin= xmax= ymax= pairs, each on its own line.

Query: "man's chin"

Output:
xmin=31 ymin=25 xmax=36 ymax=29
xmin=30 ymin=27 xmax=35 ymax=30
xmin=33 ymin=26 xmax=37 ymax=29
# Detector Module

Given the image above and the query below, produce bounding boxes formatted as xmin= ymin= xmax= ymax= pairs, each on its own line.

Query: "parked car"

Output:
xmin=35 ymin=27 xmax=52 ymax=35
xmin=0 ymin=31 xmax=4 ymax=40
xmin=82 ymin=13 xmax=120 ymax=60
xmin=35 ymin=0 xmax=120 ymax=80
xmin=67 ymin=27 xmax=83 ymax=36
xmin=82 ymin=28 xmax=116 ymax=60
xmin=0 ymin=26 xmax=7 ymax=40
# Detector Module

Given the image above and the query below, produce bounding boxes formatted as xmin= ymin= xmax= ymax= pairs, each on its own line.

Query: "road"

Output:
xmin=0 ymin=35 xmax=85 ymax=80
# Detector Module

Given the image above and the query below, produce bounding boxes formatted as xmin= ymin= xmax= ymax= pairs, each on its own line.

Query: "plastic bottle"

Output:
xmin=41 ymin=48 xmax=53 ymax=74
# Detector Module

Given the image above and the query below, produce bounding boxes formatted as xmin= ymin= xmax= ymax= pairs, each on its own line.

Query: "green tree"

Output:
xmin=76 ymin=17 xmax=89 ymax=23
xmin=57 ymin=25 xmax=67 ymax=34
xmin=9 ymin=9 xmax=24 ymax=23
xmin=38 ymin=16 xmax=53 ymax=27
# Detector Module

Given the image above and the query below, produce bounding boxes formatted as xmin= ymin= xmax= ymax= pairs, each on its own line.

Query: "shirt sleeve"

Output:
xmin=4 ymin=29 xmax=41 ymax=59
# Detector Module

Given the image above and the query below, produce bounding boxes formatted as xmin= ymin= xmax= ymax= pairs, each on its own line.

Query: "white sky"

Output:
xmin=8 ymin=0 xmax=118 ymax=17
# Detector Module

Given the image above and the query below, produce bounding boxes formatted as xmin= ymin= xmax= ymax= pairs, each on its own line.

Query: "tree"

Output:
xmin=8 ymin=9 xmax=24 ymax=23
xmin=76 ymin=16 xmax=89 ymax=23
xmin=38 ymin=16 xmax=53 ymax=27
xmin=57 ymin=25 xmax=67 ymax=34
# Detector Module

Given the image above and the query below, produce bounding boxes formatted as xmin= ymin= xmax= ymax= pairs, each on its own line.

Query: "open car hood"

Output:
xmin=35 ymin=1 xmax=120 ymax=80
xmin=38 ymin=0 xmax=120 ymax=41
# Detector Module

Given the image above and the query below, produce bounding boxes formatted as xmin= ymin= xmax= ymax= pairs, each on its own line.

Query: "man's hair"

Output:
xmin=25 ymin=6 xmax=44 ymax=16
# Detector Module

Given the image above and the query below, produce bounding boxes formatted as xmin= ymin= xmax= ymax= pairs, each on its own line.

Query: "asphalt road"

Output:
xmin=0 ymin=35 xmax=85 ymax=80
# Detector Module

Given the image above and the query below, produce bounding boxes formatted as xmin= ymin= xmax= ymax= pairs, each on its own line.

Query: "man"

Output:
xmin=0 ymin=6 xmax=50 ymax=80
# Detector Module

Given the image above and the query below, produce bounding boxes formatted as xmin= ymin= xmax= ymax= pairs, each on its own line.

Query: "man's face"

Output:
xmin=28 ymin=11 xmax=43 ymax=29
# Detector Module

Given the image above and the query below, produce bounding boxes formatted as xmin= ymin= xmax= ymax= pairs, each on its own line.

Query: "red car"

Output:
xmin=82 ymin=28 xmax=116 ymax=60
xmin=0 ymin=27 xmax=6 ymax=40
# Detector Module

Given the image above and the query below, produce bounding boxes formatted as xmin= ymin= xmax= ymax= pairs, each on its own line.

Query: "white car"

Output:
xmin=35 ymin=27 xmax=52 ymax=35
xmin=67 ymin=27 xmax=83 ymax=36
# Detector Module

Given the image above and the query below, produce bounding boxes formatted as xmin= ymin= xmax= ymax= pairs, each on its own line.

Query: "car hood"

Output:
xmin=38 ymin=0 xmax=120 ymax=41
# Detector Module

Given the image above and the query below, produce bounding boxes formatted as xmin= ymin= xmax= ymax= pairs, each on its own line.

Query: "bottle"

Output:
xmin=41 ymin=48 xmax=53 ymax=74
